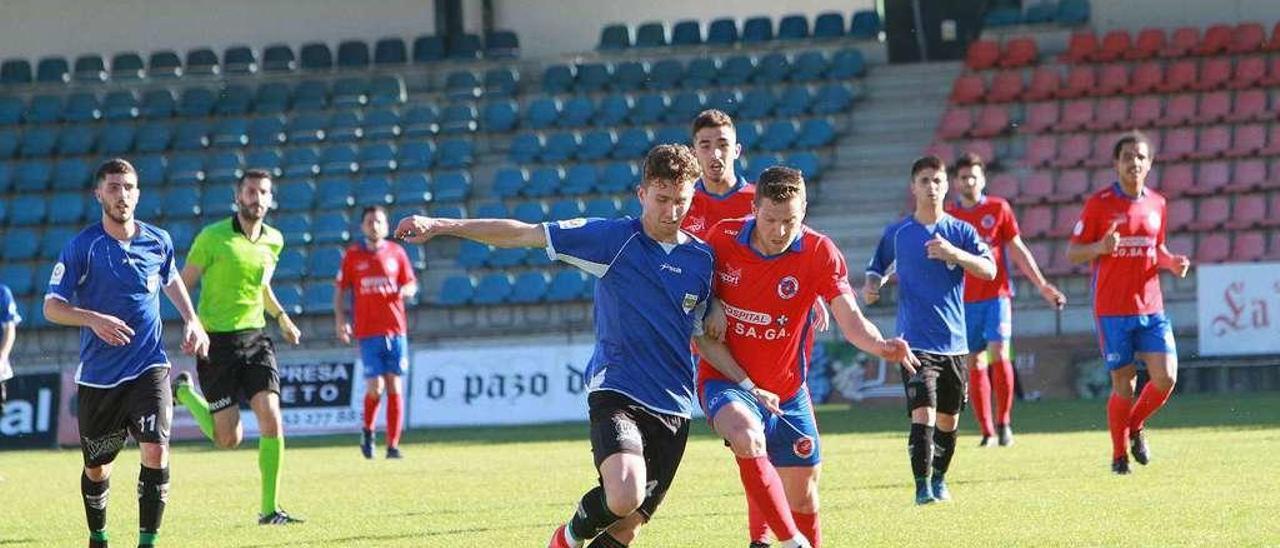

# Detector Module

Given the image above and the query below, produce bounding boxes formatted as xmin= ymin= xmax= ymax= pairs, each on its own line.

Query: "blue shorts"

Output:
xmin=358 ymin=335 xmax=409 ymax=379
xmin=964 ymin=297 xmax=1012 ymax=353
xmin=1096 ymin=313 xmax=1176 ymax=370
xmin=699 ymin=380 xmax=821 ymax=467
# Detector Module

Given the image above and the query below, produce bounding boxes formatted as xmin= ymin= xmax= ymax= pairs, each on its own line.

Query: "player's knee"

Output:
xmin=910 ymin=406 xmax=935 ymax=425
xmin=1151 ymin=376 xmax=1176 ymax=392
xmin=84 ymin=464 xmax=111 ymax=482
xmin=1110 ymin=383 xmax=1135 ymax=398
xmin=214 ymin=431 xmax=242 ymax=449
xmin=790 ymin=492 xmax=820 ymax=514
xmin=139 ymin=443 xmax=168 ymax=467
xmin=728 ymin=427 xmax=767 ymax=457
xmin=604 ymin=486 xmax=644 ymax=517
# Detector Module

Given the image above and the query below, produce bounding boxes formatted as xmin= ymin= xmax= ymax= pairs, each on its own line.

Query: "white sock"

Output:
xmin=780 ymin=537 xmax=811 ymax=548
xmin=564 ymin=526 xmax=583 ymax=548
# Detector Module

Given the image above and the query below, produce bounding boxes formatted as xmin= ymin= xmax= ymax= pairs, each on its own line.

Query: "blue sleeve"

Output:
xmin=0 ymin=286 xmax=18 ymax=324
xmin=158 ymin=229 xmax=178 ymax=286
xmin=866 ymin=224 xmax=896 ymax=277
xmin=48 ymin=236 xmax=87 ymax=302
xmin=955 ymin=221 xmax=992 ymax=261
xmin=544 ymin=218 xmax=633 ymax=278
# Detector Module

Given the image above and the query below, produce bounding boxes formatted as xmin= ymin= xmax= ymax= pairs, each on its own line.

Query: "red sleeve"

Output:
xmin=397 ymin=245 xmax=416 ymax=286
xmin=816 ymin=236 xmax=853 ymax=302
xmin=999 ymin=201 xmax=1021 ymax=243
xmin=1157 ymin=198 xmax=1167 ymax=246
xmin=1069 ymin=196 xmax=1103 ymax=244
xmin=336 ymin=249 xmax=352 ymax=288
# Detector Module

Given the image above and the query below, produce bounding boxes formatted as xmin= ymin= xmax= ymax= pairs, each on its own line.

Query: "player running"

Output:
xmin=945 ymin=152 xmax=1065 ymax=447
xmin=173 ymin=169 xmax=306 ymax=524
xmin=43 ymin=158 xmax=209 ymax=548
xmin=700 ymin=166 xmax=917 ymax=547
xmin=397 ymin=145 xmax=796 ymax=548
xmin=334 ymin=205 xmax=418 ymax=460
xmin=0 ymin=283 xmax=18 ymax=408
xmin=864 ymin=155 xmax=996 ymax=505
xmin=1066 ymin=131 xmax=1189 ymax=475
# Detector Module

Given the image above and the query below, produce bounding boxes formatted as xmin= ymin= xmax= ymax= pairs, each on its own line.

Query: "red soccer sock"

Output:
xmin=968 ymin=366 xmax=994 ymax=437
xmin=1128 ymin=383 xmax=1171 ymax=432
xmin=746 ymin=493 xmax=770 ymax=543
xmin=991 ymin=358 xmax=1016 ymax=426
xmin=362 ymin=394 xmax=380 ymax=431
xmin=1107 ymin=394 xmax=1133 ymax=459
xmin=735 ymin=456 xmax=800 ymax=542
xmin=792 ymin=511 xmax=820 ymax=547
xmin=386 ymin=392 xmax=404 ymax=449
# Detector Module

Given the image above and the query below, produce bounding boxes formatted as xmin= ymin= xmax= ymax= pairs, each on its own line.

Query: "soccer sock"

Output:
xmin=968 ymin=367 xmax=994 ymax=437
xmin=81 ymin=471 xmax=109 ymax=538
xmin=991 ymin=358 xmax=1016 ymax=427
xmin=362 ymin=393 xmax=380 ymax=432
xmin=1128 ymin=383 xmax=1172 ymax=432
xmin=386 ymin=392 xmax=404 ymax=449
xmin=586 ymin=532 xmax=628 ymax=547
xmin=258 ymin=436 xmax=284 ymax=516
xmin=735 ymin=456 xmax=802 ymax=542
xmin=1107 ymin=394 xmax=1133 ymax=460
xmin=931 ymin=429 xmax=958 ymax=478
xmin=174 ymin=384 xmax=215 ymax=441
xmin=746 ymin=495 xmax=771 ymax=543
xmin=792 ymin=511 xmax=820 ymax=547
xmin=137 ymin=465 xmax=169 ymax=546
xmin=909 ymin=423 xmax=935 ymax=480
xmin=568 ymin=486 xmax=622 ymax=541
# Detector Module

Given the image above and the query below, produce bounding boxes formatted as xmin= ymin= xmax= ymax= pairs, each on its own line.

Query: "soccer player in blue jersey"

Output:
xmin=398 ymin=145 xmax=798 ymax=548
xmin=43 ymin=158 xmax=209 ymax=548
xmin=0 ymin=283 xmax=19 ymax=408
xmin=863 ymin=155 xmax=996 ymax=505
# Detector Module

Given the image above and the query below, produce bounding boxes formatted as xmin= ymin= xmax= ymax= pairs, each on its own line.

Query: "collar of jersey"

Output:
xmin=1110 ymin=181 xmax=1146 ymax=201
xmin=736 ymin=218 xmax=804 ymax=259
xmin=953 ymin=194 xmax=987 ymax=211
xmin=695 ymin=175 xmax=748 ymax=200
xmin=231 ymin=215 xmax=267 ymax=243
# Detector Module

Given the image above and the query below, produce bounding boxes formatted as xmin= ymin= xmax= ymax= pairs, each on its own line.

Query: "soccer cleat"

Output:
xmin=360 ymin=429 xmax=375 ymax=460
xmin=914 ymin=479 xmax=938 ymax=505
xmin=386 ymin=446 xmax=402 ymax=459
xmin=547 ymin=523 xmax=577 ymax=548
xmin=977 ymin=435 xmax=994 ymax=448
xmin=930 ymin=476 xmax=953 ymax=502
xmin=1111 ymin=456 xmax=1131 ymax=475
xmin=997 ymin=424 xmax=1015 ymax=446
xmin=1129 ymin=429 xmax=1150 ymax=465
xmin=258 ymin=509 xmax=305 ymax=525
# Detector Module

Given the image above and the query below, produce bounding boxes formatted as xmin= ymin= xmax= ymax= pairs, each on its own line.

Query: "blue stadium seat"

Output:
xmin=287 ymin=113 xmax=327 ymax=144
xmin=134 ymin=123 xmax=171 ymax=153
xmin=576 ymin=63 xmax=612 ymax=93
xmin=413 ymin=35 xmax=446 ymax=64
xmin=36 ymin=56 xmax=69 ymax=84
xmin=652 ymin=126 xmax=686 ymax=147
xmin=244 ymin=149 xmax=282 ymax=175
xmin=365 ymin=108 xmax=402 ymax=140
xmin=110 ymin=52 xmax=145 ymax=80
xmin=0 ymin=265 xmax=34 ymax=297
xmin=850 ymin=10 xmax=883 ymax=39
xmin=560 ymin=96 xmax=595 ymax=128
xmin=402 ymin=105 xmax=440 ymax=138
xmin=776 ymin=86 xmax=814 ymax=117
xmin=144 ymin=50 xmax=181 ymax=79
xmin=813 ymin=12 xmax=846 ymax=39
xmin=355 ymin=175 xmax=393 ymax=206
xmin=672 ymin=20 xmax=702 ymax=46
xmin=599 ymin=162 xmax=639 ymax=193
xmin=648 ymin=59 xmax=684 ymax=90
xmin=41 ymin=227 xmax=74 ymax=260
xmin=402 ymin=242 xmax=426 ymax=270
xmin=718 ymin=55 xmax=757 ymax=86
xmin=26 ymin=95 xmax=63 ymax=124
xmin=396 ymin=140 xmax=435 ymax=171
xmin=510 ymin=272 xmax=549 ymax=304
xmin=983 ymin=7 xmax=1022 ymax=27
xmin=0 ymin=59 xmax=32 ymax=85
xmin=635 ymin=22 xmax=668 ymax=48
xmin=508 ymin=133 xmax=543 ymax=164
xmin=274 ymin=214 xmax=312 ymax=246
xmin=328 ymin=110 xmax=364 ymax=142
xmin=0 ymin=130 xmax=15 ymax=160
xmin=745 ymin=153 xmax=781 ymax=181
xmin=778 ymin=15 xmax=810 ymax=40
xmin=614 ymin=128 xmax=652 ymax=159
xmin=484 ymin=30 xmax=521 ymax=59
xmin=562 ymin=164 xmax=599 ymax=195
xmin=246 ymin=116 xmax=286 ymax=146
xmin=9 ymin=194 xmax=47 ymax=225
xmin=59 ymin=126 xmax=97 ymax=157
xmin=168 ymin=153 xmax=205 ymax=185
xmin=542 ymin=132 xmax=580 ymax=163
xmin=621 ymin=196 xmax=641 ymax=217
xmin=223 ymin=45 xmax=257 ymax=74
xmin=102 ymin=90 xmax=140 ymax=120
xmin=742 ymin=17 xmax=773 ymax=43
xmin=447 ymin=34 xmax=483 ymax=60
xmin=52 ymin=157 xmax=92 ymax=189
xmin=209 ymin=117 xmax=248 ymax=148
xmin=316 ymin=176 xmax=354 ymax=209
xmin=262 ymin=44 xmax=297 ymax=72
xmin=2 ymin=228 xmax=39 ymax=261
xmin=0 ymin=195 xmax=7 ymax=223
xmin=483 ymin=67 xmax=519 ymax=97
xmin=524 ymin=97 xmax=561 ymax=130
xmin=63 ymin=92 xmax=101 ymax=123
xmin=133 ymin=154 xmax=167 ymax=184
xmin=161 ymin=186 xmax=201 ymax=218
xmin=332 ymin=77 xmax=368 ymax=108
xmin=667 ymin=91 xmax=705 ymax=123
xmin=438 ymin=275 xmax=475 ymax=306
xmin=598 ymin=24 xmax=632 ymax=51
xmin=185 ymin=48 xmax=220 ymax=76
xmin=283 ymin=147 xmax=320 ymax=178
xmin=140 ymin=89 xmax=176 ymax=119
xmin=705 ymin=89 xmax=742 ymax=116
xmin=167 ymin=220 xmax=197 ymax=252
xmin=578 ymin=130 xmax=616 ymax=162
xmin=547 ymin=270 xmax=587 ymax=302
xmin=268 ymin=284 xmax=300 ymax=316
xmin=312 ymin=212 xmax=351 ymax=244
xmin=440 ymin=103 xmax=478 ymax=134
xmin=630 ymin=94 xmax=669 ymax=125
xmin=445 ymin=71 xmax=482 ymax=102
xmin=786 ymin=151 xmax=823 ymax=180
xmin=548 ymin=198 xmax=584 ymax=221
xmin=736 ymin=121 xmax=762 ymax=150
xmin=433 ymin=171 xmax=471 ymax=202
xmin=308 ymin=247 xmax=345 ymax=278
xmin=337 ymin=40 xmax=370 ymax=69
xmin=199 ymin=186 xmax=236 ymax=217
xmin=491 ymin=167 xmax=528 ymax=198
xmin=792 ymin=51 xmax=829 ymax=82
xmin=429 ymin=204 xmax=465 ymax=219
xmin=13 ymin=161 xmax=52 ymax=192
xmin=760 ymin=121 xmax=799 ymax=151
xmin=374 ymin=37 xmax=408 ymax=66
xmin=172 ymin=121 xmax=210 ymax=151
xmin=813 ymin=83 xmax=854 ymax=115
xmin=134 ymin=188 xmax=162 ymax=220
xmin=436 ymin=138 xmax=474 ymax=169
xmin=797 ymin=118 xmax=836 ymax=148
xmin=206 ymin=151 xmax=243 ymax=184
xmin=253 ymin=82 xmax=292 ymax=114
xmin=828 ymin=49 xmax=867 ymax=79
xmin=1056 ymin=0 xmax=1091 ymax=24
xmin=319 ymin=144 xmax=359 ymax=175
xmin=20 ymin=126 xmax=58 ymax=157
xmin=481 ymin=100 xmax=518 ymax=133
xmin=707 ymin=18 xmax=739 ymax=45
xmin=595 ymin=94 xmax=632 ymax=126
xmin=359 ymin=143 xmax=397 ymax=173
xmin=274 ymin=181 xmax=316 ymax=212
xmin=0 ymin=97 xmax=24 ymax=125
xmin=1024 ymin=1 xmax=1057 ymax=24
xmin=755 ymin=52 xmax=792 ymax=83
xmin=584 ymin=197 xmax=620 ymax=218
xmin=454 ymin=239 xmax=491 ymax=269
xmin=177 ymin=87 xmax=216 ymax=117
xmin=293 ymin=80 xmax=329 ymax=111
xmin=542 ymin=64 xmax=575 ymax=94
xmin=614 ymin=61 xmax=649 ymax=91
xmin=487 ymin=246 xmax=526 ymax=268
xmin=525 ymin=167 xmax=562 ymax=197
xmin=73 ymin=54 xmax=108 ymax=83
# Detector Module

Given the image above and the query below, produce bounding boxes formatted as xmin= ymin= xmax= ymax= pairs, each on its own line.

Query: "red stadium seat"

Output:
xmin=1055 ymin=100 xmax=1094 ymax=132
xmin=949 ymin=74 xmax=985 ymax=105
xmin=962 ymin=139 xmax=997 ymax=164
xmin=1195 ymin=24 xmax=1234 ymax=56
xmin=1166 ymin=199 xmax=1194 ymax=232
xmin=1095 ymin=31 xmax=1132 ymax=62
xmin=1187 ymin=161 xmax=1230 ymax=196
xmin=1190 ymin=125 xmax=1230 ymax=160
xmin=1262 ymin=57 xmax=1280 ymax=87
xmin=966 ymin=39 xmax=1001 ymax=70
xmin=987 ymin=173 xmax=1020 ymax=199
xmin=1126 ymin=28 xmax=1166 ymax=61
xmin=1226 ymin=125 xmax=1267 ymax=158
xmin=1266 ymin=194 xmax=1280 ymax=227
xmin=1051 ymin=170 xmax=1090 ymax=203
xmin=1229 ymin=56 xmax=1267 ymax=89
xmin=1193 ymin=57 xmax=1232 ymax=91
xmin=1161 ymin=128 xmax=1196 ymax=162
xmin=972 ymin=106 xmax=1010 ymax=138
xmin=1196 ymin=232 xmax=1231 ymax=263
xmin=1058 ymin=65 xmax=1096 ymax=99
xmin=1087 ymin=97 xmax=1129 ymax=131
xmin=1044 ymin=241 xmax=1079 ymax=277
xmin=1193 ymin=91 xmax=1231 ymax=124
xmin=1050 ymin=204 xmax=1082 ymax=237
xmin=1091 ymin=167 xmax=1117 ymax=189
xmin=1085 ymin=133 xmax=1116 ymax=168
xmin=1157 ymin=163 xmax=1194 ymax=197
xmin=1024 ymin=135 xmax=1057 ymax=167
xmin=1161 ymin=27 xmax=1200 ymax=58
xmin=923 ymin=142 xmax=956 ymax=165
xmin=1266 ymin=22 xmax=1280 ymax=52
xmin=1023 ymin=67 xmax=1061 ymax=101
xmin=987 ymin=70 xmax=1024 ymax=103
xmin=1129 ymin=96 xmax=1163 ymax=128
xmin=936 ymin=108 xmax=973 ymax=140
xmin=1000 ymin=37 xmax=1039 ymax=68
xmin=1229 ymin=230 xmax=1266 ymax=261
xmin=1264 ymin=232 xmax=1280 ymax=260
xmin=1021 ymin=172 xmax=1054 ymax=203
xmin=1023 ymin=241 xmax=1055 ymax=274
xmin=1259 ymin=125 xmax=1280 ymax=157
xmin=1166 ymin=233 xmax=1194 ymax=257
xmin=1062 ymin=30 xmax=1097 ymax=64
xmin=1191 ymin=196 xmax=1230 ymax=230
xmin=1157 ymin=94 xmax=1196 ymax=127
xmin=1126 ymin=61 xmax=1163 ymax=94
xmin=1157 ymin=59 xmax=1197 ymax=93
xmin=1226 ymin=195 xmax=1267 ymax=230
xmin=1094 ymin=63 xmax=1130 ymax=96
xmin=1054 ymin=134 xmax=1091 ymax=168
xmin=1225 ymin=159 xmax=1268 ymax=192
xmin=1020 ymin=205 xmax=1053 ymax=238
xmin=1021 ymin=102 xmax=1060 ymax=134
xmin=1230 ymin=22 xmax=1267 ymax=54
xmin=1225 ymin=89 xmax=1268 ymax=123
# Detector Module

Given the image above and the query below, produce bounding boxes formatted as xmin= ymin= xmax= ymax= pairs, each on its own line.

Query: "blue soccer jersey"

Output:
xmin=0 ymin=284 xmax=20 ymax=326
xmin=867 ymin=214 xmax=992 ymax=355
xmin=46 ymin=222 xmax=177 ymax=388
xmin=544 ymin=217 xmax=714 ymax=418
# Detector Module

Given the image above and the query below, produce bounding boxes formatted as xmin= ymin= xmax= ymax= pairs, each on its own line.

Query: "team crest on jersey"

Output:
xmin=682 ymin=293 xmax=699 ymax=314
xmin=981 ymin=214 xmax=996 ymax=229
xmin=558 ymin=218 xmax=588 ymax=230
xmin=1146 ymin=211 xmax=1160 ymax=231
xmin=793 ymin=436 xmax=815 ymax=459
xmin=718 ymin=265 xmax=742 ymax=287
xmin=777 ymin=276 xmax=799 ymax=300
xmin=50 ymin=263 xmax=65 ymax=285
xmin=384 ymin=259 xmax=398 ymax=273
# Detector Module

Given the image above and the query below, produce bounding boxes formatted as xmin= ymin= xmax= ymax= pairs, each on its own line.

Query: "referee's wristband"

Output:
xmin=738 ymin=378 xmax=756 ymax=391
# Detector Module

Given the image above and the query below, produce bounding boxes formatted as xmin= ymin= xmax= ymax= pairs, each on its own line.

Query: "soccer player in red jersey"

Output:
xmin=682 ymin=109 xmax=757 ymax=239
xmin=701 ymin=167 xmax=917 ymax=547
xmin=334 ymin=206 xmax=418 ymax=459
xmin=1066 ymin=132 xmax=1190 ymax=475
xmin=945 ymin=153 xmax=1065 ymax=447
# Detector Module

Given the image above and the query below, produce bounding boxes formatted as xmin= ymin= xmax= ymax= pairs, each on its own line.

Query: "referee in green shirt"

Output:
xmin=174 ymin=169 xmax=304 ymax=525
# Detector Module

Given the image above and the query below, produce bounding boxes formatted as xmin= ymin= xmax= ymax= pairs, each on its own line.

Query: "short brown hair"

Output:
xmin=691 ymin=109 xmax=735 ymax=138
xmin=755 ymin=166 xmax=806 ymax=204
xmin=1112 ymin=130 xmax=1153 ymax=160
xmin=238 ymin=168 xmax=273 ymax=189
xmin=94 ymin=158 xmax=136 ymax=185
xmin=642 ymin=144 xmax=701 ymax=187
xmin=361 ymin=205 xmax=387 ymax=221
xmin=953 ymin=152 xmax=985 ymax=173
xmin=911 ymin=155 xmax=946 ymax=178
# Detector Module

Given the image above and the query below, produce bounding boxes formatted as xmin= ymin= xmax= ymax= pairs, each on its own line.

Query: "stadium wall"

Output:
xmin=1091 ymin=0 xmax=1277 ymax=32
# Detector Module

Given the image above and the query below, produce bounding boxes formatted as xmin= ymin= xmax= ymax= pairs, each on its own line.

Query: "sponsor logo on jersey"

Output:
xmin=50 ymin=263 xmax=65 ymax=285
xmin=777 ymin=276 xmax=799 ymax=300
xmin=718 ymin=265 xmax=742 ymax=287
xmin=685 ymin=216 xmax=705 ymax=233
xmin=558 ymin=218 xmax=588 ymax=230
xmin=722 ymin=302 xmax=772 ymax=326
xmin=660 ymin=263 xmax=683 ymax=274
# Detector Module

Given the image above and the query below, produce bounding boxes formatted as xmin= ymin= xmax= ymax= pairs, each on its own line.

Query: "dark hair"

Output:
xmin=237 ymin=168 xmax=274 ymax=189
xmin=642 ymin=144 xmax=701 ymax=187
xmin=691 ymin=109 xmax=736 ymax=138
xmin=94 ymin=158 xmax=137 ymax=185
xmin=911 ymin=155 xmax=946 ymax=178
xmin=755 ymin=166 xmax=805 ymax=204
xmin=1112 ymin=130 xmax=1153 ymax=160
xmin=361 ymin=205 xmax=387 ymax=221
xmin=953 ymin=152 xmax=985 ymax=173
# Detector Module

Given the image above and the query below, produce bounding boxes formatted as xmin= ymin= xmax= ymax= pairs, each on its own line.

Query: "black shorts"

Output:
xmin=588 ymin=390 xmax=690 ymax=520
xmin=197 ymin=329 xmax=279 ymax=413
xmin=900 ymin=351 xmax=968 ymax=415
xmin=78 ymin=367 xmax=172 ymax=467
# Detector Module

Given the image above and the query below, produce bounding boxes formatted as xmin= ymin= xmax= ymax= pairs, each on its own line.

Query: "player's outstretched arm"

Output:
xmin=1007 ymin=235 xmax=1066 ymax=309
xmin=693 ymin=334 xmax=782 ymax=415
xmin=43 ymin=297 xmax=135 ymax=347
xmin=263 ymin=285 xmax=301 ymax=345
xmin=829 ymin=294 xmax=919 ymax=374
xmin=395 ymin=215 xmax=547 ymax=248
xmin=162 ymin=276 xmax=209 ymax=358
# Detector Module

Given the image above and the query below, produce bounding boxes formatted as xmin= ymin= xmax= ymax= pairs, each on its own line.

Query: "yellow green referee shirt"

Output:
xmin=186 ymin=216 xmax=284 ymax=333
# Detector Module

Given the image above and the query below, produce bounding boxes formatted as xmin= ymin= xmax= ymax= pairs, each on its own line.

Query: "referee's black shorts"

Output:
xmin=197 ymin=328 xmax=280 ymax=413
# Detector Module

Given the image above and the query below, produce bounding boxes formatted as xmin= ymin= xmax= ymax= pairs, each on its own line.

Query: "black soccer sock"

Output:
xmin=587 ymin=532 xmax=629 ymax=548
xmin=931 ymin=429 xmax=958 ymax=478
xmin=909 ymin=423 xmax=935 ymax=479
xmin=81 ymin=471 xmax=110 ymax=537
xmin=569 ymin=486 xmax=623 ymax=541
xmin=137 ymin=465 xmax=169 ymax=545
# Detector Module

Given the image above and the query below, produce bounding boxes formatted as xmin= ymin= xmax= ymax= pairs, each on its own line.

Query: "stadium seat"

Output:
xmin=682 ymin=57 xmax=720 ymax=88
xmin=1093 ymin=63 xmax=1129 ymax=96
xmin=1158 ymin=163 xmax=1194 ymax=197
xmin=983 ymin=7 xmax=1020 ymax=27
xmin=1053 ymin=134 xmax=1091 ymax=168
xmin=63 ymin=92 xmax=101 ymax=123
xmin=352 ymin=175 xmax=392 ymax=207
xmin=599 ymin=24 xmax=632 ymax=51
xmin=718 ymin=55 xmax=757 ymax=86
xmin=210 ymin=85 xmax=251 ymax=116
xmin=1188 ymin=161 xmax=1231 ymax=197
xmin=576 ymin=63 xmax=612 ymax=93
xmin=524 ymin=167 xmax=562 ymax=197
xmin=72 ymin=54 xmax=107 ymax=83
xmin=1157 ymin=94 xmax=1196 ymax=127
xmin=1000 ymin=38 xmax=1038 ymax=68
xmin=1020 ymin=172 xmax=1055 ymax=203
xmin=738 ymin=89 xmax=776 ymax=120
xmin=401 ymin=105 xmax=439 ymax=138
xmin=281 ymin=147 xmax=319 ymax=179
xmin=1161 ymin=26 xmax=1199 ymax=58
xmin=311 ymin=212 xmax=351 ymax=244
xmin=222 ymin=45 xmax=257 ymax=74
xmin=936 ymin=108 xmax=972 ymax=140
xmin=245 ymin=116 xmax=285 ymax=147
xmin=205 ymin=151 xmax=243 ymax=183
xmin=52 ymin=157 xmax=92 ymax=189
xmin=485 ymin=30 xmax=521 ymax=58
xmin=513 ymin=201 xmax=548 ymax=224
xmin=436 ymin=138 xmax=474 ymax=169
xmin=1125 ymin=61 xmax=1163 ymax=95
xmin=1062 ymin=31 xmax=1097 ymax=63
xmin=775 ymin=87 xmax=812 ymax=118
xmin=610 ymin=61 xmax=648 ymax=92
xmin=472 ymin=274 xmax=512 ymax=305
xmin=337 ymin=40 xmax=370 ymax=68
xmin=40 ymin=227 xmax=74 ymax=260
xmin=274 ymin=180 xmax=316 ymax=212
xmin=251 ymin=82 xmax=291 ymax=114
xmin=9 ymin=193 xmax=47 ymax=225
xmin=1127 ymin=96 xmax=1162 ymax=128
xmin=1058 ymin=65 xmax=1096 ymax=99
xmin=26 ymin=94 xmax=63 ymax=124
xmin=0 ymin=59 xmax=32 ymax=85
xmin=390 ymin=140 xmax=432 ymax=172
xmin=1195 ymin=23 xmax=1233 ymax=56
xmin=791 ymin=51 xmax=829 ymax=83
xmin=579 ymin=130 xmax=616 ymax=162
xmin=1023 ymin=67 xmax=1061 ymax=102
xmin=755 ymin=52 xmax=791 ymax=84
xmin=445 ymin=70 xmax=481 ymax=102
xmin=525 ymin=97 xmax=562 ymax=130
xmin=850 ymin=10 xmax=881 ymax=38
xmin=1190 ymin=126 xmax=1231 ymax=160
xmin=986 ymin=70 xmax=1023 ymax=103
xmin=438 ymin=275 xmax=476 ymax=306
xmin=433 ymin=171 xmax=471 ymax=202
xmin=704 ymin=18 xmax=738 ymax=45
xmin=1127 ymin=28 xmax=1166 ymax=60
xmin=1055 ymin=100 xmax=1094 ymax=133
xmin=785 ymin=151 xmax=823 ymax=180
xmin=368 ymin=76 xmax=405 ymax=106
xmin=1093 ymin=30 xmax=1131 ymax=62
xmin=1 ymin=227 xmax=38 ymax=261
xmin=1230 ymin=230 xmax=1266 ymax=262
xmin=509 ymin=272 xmax=550 ymax=304
xmin=1087 ymin=97 xmax=1128 ymax=131
xmin=316 ymin=176 xmax=354 ymax=208
xmin=293 ymin=80 xmax=329 ymax=111
xmin=1055 ymin=0 xmax=1090 ymax=25
xmin=666 ymin=19 xmax=700 ymax=46
xmin=20 ymin=126 xmax=58 ymax=157
xmin=1226 ymin=89 xmax=1267 ymax=124
xmin=548 ymin=198 xmax=585 ymax=221
xmin=777 ymin=14 xmax=809 ymax=40
xmin=109 ymin=52 xmax=145 ymax=80
xmin=1225 ymin=125 xmax=1266 ymax=159
xmin=331 ymin=77 xmax=368 ymax=108
xmin=439 ymin=104 xmax=478 ymax=134
xmin=262 ymin=44 xmax=297 ymax=72
xmin=1225 ymin=159 xmax=1268 ymax=193
xmin=1048 ymin=204 xmax=1082 ymax=238
xmin=413 ymin=35 xmax=446 ymax=64
xmin=811 ymin=12 xmax=845 ymax=39
xmin=558 ymin=96 xmax=595 ymax=128
xmin=971 ymin=106 xmax=1010 ymax=138
xmin=178 ymin=87 xmax=216 ymax=117
xmin=308 ymin=247 xmax=344 ymax=279
xmin=373 ymin=37 xmax=407 ymax=65
xmin=949 ymin=74 xmax=984 ymax=105
xmin=393 ymin=173 xmax=431 ymax=204
xmin=965 ymin=40 xmax=1000 ymax=71
xmin=546 ymin=270 xmax=587 ymax=302
xmin=13 ymin=161 xmax=52 ymax=191
xmin=630 ymin=94 xmax=669 ymax=125
xmin=1226 ymin=194 xmax=1267 ymax=230
xmin=584 ymin=197 xmax=620 ymax=219
xmin=287 ymin=113 xmax=327 ymax=143
xmin=209 ymin=118 xmax=248 ymax=148
xmin=357 ymin=143 xmax=397 ymax=174
xmin=598 ymin=162 xmax=638 ymax=193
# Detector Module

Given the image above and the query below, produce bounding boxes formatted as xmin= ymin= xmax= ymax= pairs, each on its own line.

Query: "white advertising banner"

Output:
xmin=408 ymin=343 xmax=595 ymax=427
xmin=1197 ymin=262 xmax=1280 ymax=357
